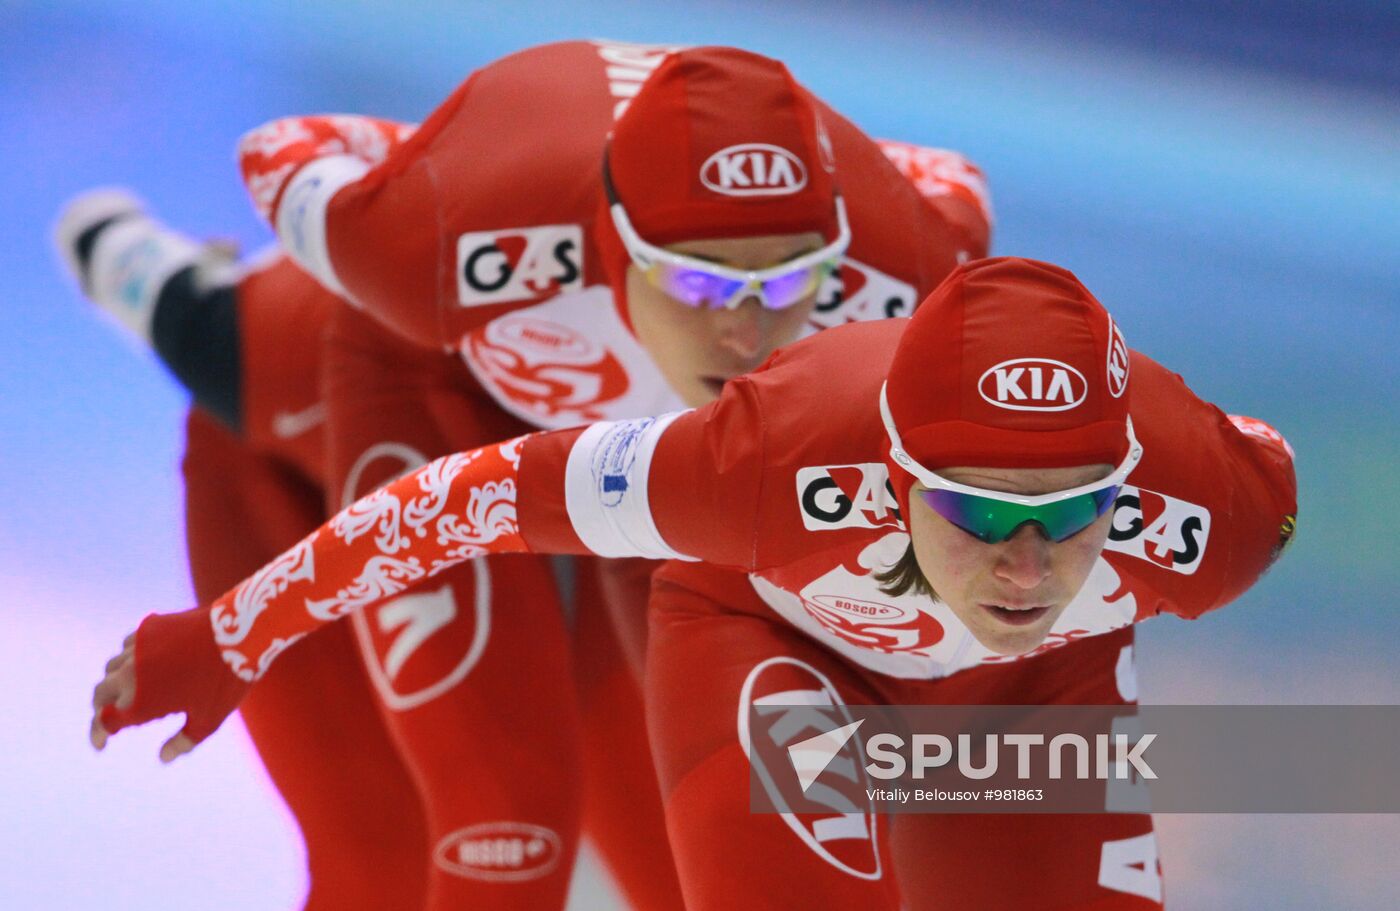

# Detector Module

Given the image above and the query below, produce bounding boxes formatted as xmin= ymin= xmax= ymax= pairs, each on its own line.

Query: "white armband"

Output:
xmin=564 ymin=413 xmax=697 ymax=560
xmin=275 ymin=154 xmax=369 ymax=300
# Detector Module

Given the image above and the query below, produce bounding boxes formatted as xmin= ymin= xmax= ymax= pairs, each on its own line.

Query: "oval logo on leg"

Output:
xmin=340 ymin=442 xmax=493 ymax=710
xmin=433 ymin=822 xmax=563 ymax=882
xmin=739 ymin=656 xmax=882 ymax=881
xmin=353 ymin=571 xmax=493 ymax=711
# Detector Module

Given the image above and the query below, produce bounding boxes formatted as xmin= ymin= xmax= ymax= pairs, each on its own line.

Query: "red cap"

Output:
xmin=885 ymin=257 xmax=1132 ymax=473
xmin=597 ymin=46 xmax=842 ymax=332
xmin=607 ymin=46 xmax=840 ymax=246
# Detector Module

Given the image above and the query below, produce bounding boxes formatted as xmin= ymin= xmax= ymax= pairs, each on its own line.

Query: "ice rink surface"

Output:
xmin=1 ymin=1 xmax=1396 ymax=907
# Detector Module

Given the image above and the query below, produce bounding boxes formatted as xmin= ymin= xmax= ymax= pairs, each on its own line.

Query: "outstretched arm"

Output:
xmin=93 ymin=432 xmax=541 ymax=761
xmin=236 ymin=113 xmax=446 ymax=345
xmin=876 ymin=139 xmax=993 ymax=259
xmin=89 ymin=390 xmax=765 ymax=761
xmin=1106 ymin=353 xmax=1299 ymax=620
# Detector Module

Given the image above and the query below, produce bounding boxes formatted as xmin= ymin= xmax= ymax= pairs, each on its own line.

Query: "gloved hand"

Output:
xmin=90 ymin=606 xmax=251 ymax=763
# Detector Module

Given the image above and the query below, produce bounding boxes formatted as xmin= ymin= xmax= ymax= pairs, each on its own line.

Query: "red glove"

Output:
xmin=99 ymin=606 xmax=251 ymax=747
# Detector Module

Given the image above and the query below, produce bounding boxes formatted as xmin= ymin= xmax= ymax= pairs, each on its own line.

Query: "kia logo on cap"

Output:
xmin=978 ymin=358 xmax=1088 ymax=412
xmin=701 ymin=143 xmax=808 ymax=197
xmin=1105 ymin=315 xmax=1130 ymax=399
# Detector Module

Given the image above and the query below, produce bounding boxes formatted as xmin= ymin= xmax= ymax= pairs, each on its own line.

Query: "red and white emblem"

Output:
xmin=801 ymin=593 xmax=945 ymax=655
xmin=464 ymin=315 xmax=630 ymax=423
xmin=739 ymin=656 xmax=882 ymax=881
xmin=456 ymin=225 xmax=583 ymax=307
xmin=336 ymin=442 xmax=494 ymax=710
xmin=354 ymin=577 xmax=492 ymax=711
xmin=434 ymin=822 xmax=562 ymax=882
xmin=978 ymin=358 xmax=1088 ymax=412
xmin=701 ymin=143 xmax=808 ymax=197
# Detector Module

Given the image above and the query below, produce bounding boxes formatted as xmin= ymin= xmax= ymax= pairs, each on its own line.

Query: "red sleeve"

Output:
xmin=206 ymin=385 xmax=764 ymax=684
xmin=876 ymin=139 xmax=993 ymax=260
xmin=648 ymin=378 xmax=767 ymax=569
xmin=105 ymin=400 xmax=756 ymax=744
xmin=517 ymin=426 xmax=589 ymax=552
xmin=1107 ymin=354 xmax=1298 ymax=620
xmin=236 ymin=105 xmax=457 ymax=348
xmin=203 ymin=434 xmax=533 ymax=680
xmin=101 ymin=398 xmax=758 ymax=747
xmin=237 ymin=115 xmax=418 ymax=223
xmin=102 ymin=428 xmax=589 ymax=745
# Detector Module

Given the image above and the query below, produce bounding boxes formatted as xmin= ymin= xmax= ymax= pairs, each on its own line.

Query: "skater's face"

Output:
xmin=907 ymin=463 xmax=1115 ymax=656
xmin=626 ymin=231 xmax=826 ymax=406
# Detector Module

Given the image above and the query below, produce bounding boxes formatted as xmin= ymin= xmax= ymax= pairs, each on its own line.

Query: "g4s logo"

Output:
xmin=796 ymin=464 xmax=904 ymax=532
xmin=1105 ymin=486 xmax=1211 ymax=574
xmin=457 ymin=225 xmax=583 ymax=306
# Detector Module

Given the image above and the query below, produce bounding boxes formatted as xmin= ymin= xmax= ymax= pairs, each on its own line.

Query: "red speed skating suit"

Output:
xmin=317 ymin=299 xmax=680 ymax=910
xmin=177 ymin=250 xmax=681 ymax=909
xmin=235 ymin=40 xmax=990 ymax=425
xmin=181 ymin=426 xmax=432 ymax=910
xmin=118 ymin=315 xmax=1296 ymax=908
xmin=229 ymin=38 xmax=990 ymax=909
xmin=181 ymin=256 xmax=430 ymax=911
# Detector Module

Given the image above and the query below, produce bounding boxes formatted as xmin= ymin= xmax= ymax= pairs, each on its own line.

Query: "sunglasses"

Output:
xmin=879 ymin=384 xmax=1143 ymax=543
xmin=606 ymin=170 xmax=851 ymax=311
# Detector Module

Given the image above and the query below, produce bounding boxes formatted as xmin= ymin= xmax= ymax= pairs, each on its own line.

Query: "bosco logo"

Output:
xmin=978 ymin=358 xmax=1087 ymax=412
xmin=434 ymin=822 xmax=562 ymax=882
xmin=494 ymin=317 xmax=593 ymax=361
xmin=796 ymin=464 xmax=903 ymax=531
xmin=701 ymin=143 xmax=808 ymax=197
xmin=802 ymin=591 xmax=945 ymax=655
xmin=456 ymin=224 xmax=583 ymax=307
xmin=810 ymin=595 xmax=902 ymax=622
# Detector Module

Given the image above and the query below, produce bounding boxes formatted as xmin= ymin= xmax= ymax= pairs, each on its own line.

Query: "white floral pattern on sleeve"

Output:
xmin=209 ymin=436 xmax=529 ymax=680
xmin=237 ymin=115 xmax=417 ymax=221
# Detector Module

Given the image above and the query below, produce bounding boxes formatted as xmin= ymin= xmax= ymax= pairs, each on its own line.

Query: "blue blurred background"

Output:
xmin=2 ymin=1 xmax=1396 ymax=907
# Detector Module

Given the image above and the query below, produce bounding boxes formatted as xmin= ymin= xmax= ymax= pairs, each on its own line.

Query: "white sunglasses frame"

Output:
xmin=879 ymin=382 xmax=1144 ymax=507
xmin=608 ymin=195 xmax=852 ymax=311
